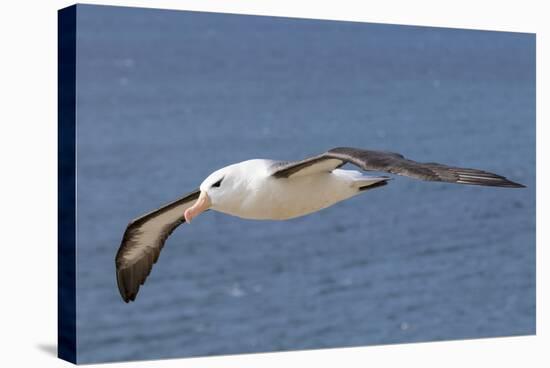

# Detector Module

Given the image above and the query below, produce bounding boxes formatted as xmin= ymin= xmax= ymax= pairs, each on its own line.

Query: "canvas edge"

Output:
xmin=58 ymin=4 xmax=77 ymax=365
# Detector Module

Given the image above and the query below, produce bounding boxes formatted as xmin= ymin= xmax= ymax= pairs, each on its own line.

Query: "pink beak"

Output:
xmin=184 ymin=191 xmax=211 ymax=223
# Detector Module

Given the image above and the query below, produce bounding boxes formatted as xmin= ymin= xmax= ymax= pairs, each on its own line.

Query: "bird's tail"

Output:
xmin=332 ymin=169 xmax=391 ymax=191
xmin=358 ymin=179 xmax=390 ymax=191
xmin=354 ymin=176 xmax=391 ymax=191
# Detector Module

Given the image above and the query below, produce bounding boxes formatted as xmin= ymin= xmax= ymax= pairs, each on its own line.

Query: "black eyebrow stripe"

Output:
xmin=211 ymin=176 xmax=224 ymax=187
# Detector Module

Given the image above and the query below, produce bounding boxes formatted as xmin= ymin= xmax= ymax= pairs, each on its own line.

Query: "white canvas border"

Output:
xmin=0 ymin=1 xmax=545 ymax=367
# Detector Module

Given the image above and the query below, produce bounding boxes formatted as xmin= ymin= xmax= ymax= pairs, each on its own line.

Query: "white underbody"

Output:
xmin=205 ymin=159 xmax=387 ymax=221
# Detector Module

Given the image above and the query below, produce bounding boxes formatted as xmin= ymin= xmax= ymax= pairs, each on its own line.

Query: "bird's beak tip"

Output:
xmin=184 ymin=191 xmax=210 ymax=223
xmin=184 ymin=208 xmax=193 ymax=223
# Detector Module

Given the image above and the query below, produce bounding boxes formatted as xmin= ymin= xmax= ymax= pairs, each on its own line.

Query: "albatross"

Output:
xmin=115 ymin=147 xmax=524 ymax=302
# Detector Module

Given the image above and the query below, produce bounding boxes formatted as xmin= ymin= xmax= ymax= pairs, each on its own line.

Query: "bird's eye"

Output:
xmin=211 ymin=177 xmax=223 ymax=188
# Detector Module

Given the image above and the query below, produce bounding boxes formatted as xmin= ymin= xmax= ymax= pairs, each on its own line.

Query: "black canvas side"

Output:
xmin=58 ymin=4 xmax=77 ymax=364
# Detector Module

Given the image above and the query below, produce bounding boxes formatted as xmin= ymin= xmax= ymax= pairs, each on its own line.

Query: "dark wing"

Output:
xmin=270 ymin=155 xmax=346 ymax=179
xmin=271 ymin=147 xmax=524 ymax=188
xmin=115 ymin=189 xmax=201 ymax=303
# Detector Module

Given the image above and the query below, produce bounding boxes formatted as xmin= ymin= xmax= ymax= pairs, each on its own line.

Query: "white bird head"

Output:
xmin=184 ymin=162 xmax=255 ymax=223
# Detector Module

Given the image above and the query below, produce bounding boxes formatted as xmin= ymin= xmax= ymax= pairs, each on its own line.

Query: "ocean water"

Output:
xmin=74 ymin=5 xmax=535 ymax=364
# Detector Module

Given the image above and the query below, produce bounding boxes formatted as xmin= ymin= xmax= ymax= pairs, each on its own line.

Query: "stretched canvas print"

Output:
xmin=58 ymin=4 xmax=536 ymax=364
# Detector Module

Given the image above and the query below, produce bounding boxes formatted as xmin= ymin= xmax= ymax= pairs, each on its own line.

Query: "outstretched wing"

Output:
xmin=271 ymin=147 xmax=524 ymax=188
xmin=115 ymin=189 xmax=201 ymax=303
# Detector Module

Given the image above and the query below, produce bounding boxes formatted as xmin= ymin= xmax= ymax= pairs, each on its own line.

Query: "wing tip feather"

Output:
xmin=454 ymin=173 xmax=525 ymax=188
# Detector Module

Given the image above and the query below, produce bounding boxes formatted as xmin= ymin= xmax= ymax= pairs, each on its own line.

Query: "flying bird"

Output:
xmin=115 ymin=147 xmax=524 ymax=302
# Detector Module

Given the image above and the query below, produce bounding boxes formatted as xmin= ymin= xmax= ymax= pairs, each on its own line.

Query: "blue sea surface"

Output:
xmin=74 ymin=5 xmax=535 ymax=364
